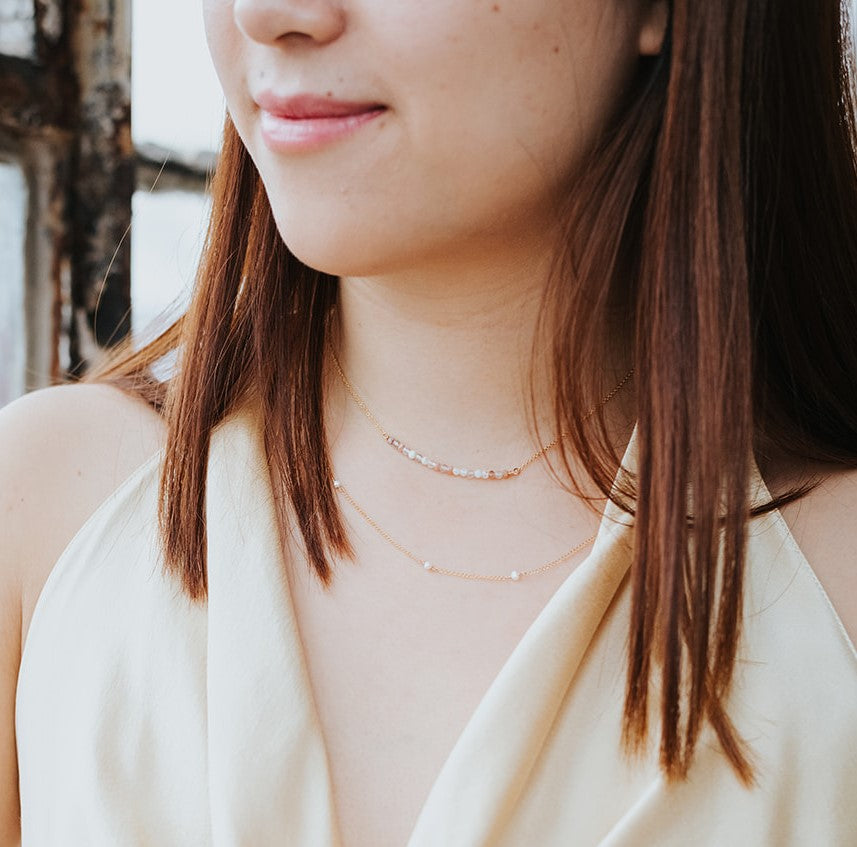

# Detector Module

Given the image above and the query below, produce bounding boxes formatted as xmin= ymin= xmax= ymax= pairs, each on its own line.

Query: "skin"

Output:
xmin=1 ymin=1 xmax=855 ymax=846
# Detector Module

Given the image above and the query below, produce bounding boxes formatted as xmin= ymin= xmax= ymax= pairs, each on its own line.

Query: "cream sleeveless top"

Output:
xmin=16 ymin=404 xmax=857 ymax=846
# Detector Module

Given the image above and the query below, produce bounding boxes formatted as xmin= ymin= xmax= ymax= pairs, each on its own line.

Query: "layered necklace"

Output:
xmin=329 ymin=348 xmax=634 ymax=583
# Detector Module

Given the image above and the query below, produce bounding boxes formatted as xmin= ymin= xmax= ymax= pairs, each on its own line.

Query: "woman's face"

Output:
xmin=203 ymin=0 xmax=666 ymax=277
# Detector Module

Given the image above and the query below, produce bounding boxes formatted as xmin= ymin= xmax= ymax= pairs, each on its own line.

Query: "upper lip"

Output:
xmin=255 ymin=91 xmax=386 ymax=119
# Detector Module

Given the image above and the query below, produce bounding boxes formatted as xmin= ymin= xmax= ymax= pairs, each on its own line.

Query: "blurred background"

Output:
xmin=1 ymin=2 xmax=856 ymax=407
xmin=0 ymin=0 xmax=222 ymax=406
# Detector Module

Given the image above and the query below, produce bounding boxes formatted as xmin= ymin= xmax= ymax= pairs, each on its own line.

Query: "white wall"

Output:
xmin=131 ymin=0 xmax=223 ymax=155
xmin=0 ymin=0 xmax=35 ymax=59
xmin=130 ymin=0 xmax=223 ymax=338
xmin=0 ymin=160 xmax=27 ymax=405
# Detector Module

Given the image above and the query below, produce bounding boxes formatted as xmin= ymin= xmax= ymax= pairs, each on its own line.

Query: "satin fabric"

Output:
xmin=16 ymin=403 xmax=857 ymax=845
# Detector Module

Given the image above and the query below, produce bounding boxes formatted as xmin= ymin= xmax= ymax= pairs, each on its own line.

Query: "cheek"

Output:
xmin=395 ymin=6 xmax=638 ymax=261
xmin=202 ymin=1 xmax=245 ymax=106
xmin=399 ymin=1 xmax=636 ymax=162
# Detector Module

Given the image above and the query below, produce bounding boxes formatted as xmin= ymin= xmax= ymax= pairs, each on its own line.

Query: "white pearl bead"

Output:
xmin=423 ymin=561 xmax=433 ymax=570
xmin=333 ymin=479 xmax=341 ymax=489
xmin=510 ymin=570 xmax=520 ymax=581
xmin=407 ymin=449 xmax=416 ymax=459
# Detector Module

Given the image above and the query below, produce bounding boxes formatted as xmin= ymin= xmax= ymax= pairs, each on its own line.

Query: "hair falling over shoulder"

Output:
xmin=91 ymin=0 xmax=857 ymax=786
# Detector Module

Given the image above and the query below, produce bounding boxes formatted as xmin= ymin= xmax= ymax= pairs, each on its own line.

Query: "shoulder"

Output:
xmin=771 ymin=461 xmax=857 ymax=656
xmin=0 ymin=381 xmax=166 ymax=842
xmin=0 ymin=382 xmax=167 ymax=633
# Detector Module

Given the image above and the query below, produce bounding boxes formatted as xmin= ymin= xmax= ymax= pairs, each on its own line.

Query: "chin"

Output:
xmin=264 ymin=183 xmax=429 ymax=278
xmin=268 ymin=206 xmax=395 ymax=278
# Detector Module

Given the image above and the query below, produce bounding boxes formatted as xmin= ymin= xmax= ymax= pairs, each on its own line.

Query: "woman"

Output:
xmin=2 ymin=0 xmax=857 ymax=844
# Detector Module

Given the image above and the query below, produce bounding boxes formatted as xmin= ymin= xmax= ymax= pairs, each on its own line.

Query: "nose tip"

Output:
xmin=233 ymin=0 xmax=346 ymax=46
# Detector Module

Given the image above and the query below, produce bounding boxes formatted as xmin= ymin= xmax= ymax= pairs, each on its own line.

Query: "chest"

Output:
xmin=285 ymin=558 xmax=569 ymax=847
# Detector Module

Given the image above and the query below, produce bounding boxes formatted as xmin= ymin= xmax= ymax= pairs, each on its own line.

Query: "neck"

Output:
xmin=330 ymin=248 xmax=560 ymax=463
xmin=322 ymin=246 xmax=636 ymax=585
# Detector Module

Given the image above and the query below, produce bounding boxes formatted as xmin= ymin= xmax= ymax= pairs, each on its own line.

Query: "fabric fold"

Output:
xmin=205 ymin=408 xmax=342 ymax=847
xmin=406 ymin=500 xmax=635 ymax=847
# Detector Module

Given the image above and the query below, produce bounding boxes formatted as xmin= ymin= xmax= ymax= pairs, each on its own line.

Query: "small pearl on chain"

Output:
xmin=333 ymin=479 xmax=341 ymax=489
xmin=423 ymin=561 xmax=433 ymax=571
xmin=510 ymin=570 xmax=521 ymax=581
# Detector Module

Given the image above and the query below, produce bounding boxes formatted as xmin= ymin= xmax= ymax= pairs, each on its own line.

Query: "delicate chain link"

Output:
xmin=330 ymin=348 xmax=633 ymax=481
xmin=332 ymin=353 xmax=393 ymax=441
xmin=513 ymin=367 xmax=635 ymax=474
xmin=333 ymin=478 xmax=598 ymax=583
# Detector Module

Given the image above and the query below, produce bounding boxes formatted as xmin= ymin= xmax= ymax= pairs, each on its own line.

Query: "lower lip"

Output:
xmin=259 ymin=108 xmax=386 ymax=152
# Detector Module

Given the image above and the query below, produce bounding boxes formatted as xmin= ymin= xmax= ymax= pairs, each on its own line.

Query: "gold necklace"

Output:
xmin=331 ymin=350 xmax=634 ymax=482
xmin=332 ymin=477 xmax=597 ymax=583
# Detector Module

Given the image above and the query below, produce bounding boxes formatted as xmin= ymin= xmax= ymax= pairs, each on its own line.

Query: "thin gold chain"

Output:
xmin=333 ymin=477 xmax=598 ymax=583
xmin=330 ymin=348 xmax=634 ymax=481
xmin=331 ymin=351 xmax=393 ymax=441
xmin=514 ymin=367 xmax=635 ymax=474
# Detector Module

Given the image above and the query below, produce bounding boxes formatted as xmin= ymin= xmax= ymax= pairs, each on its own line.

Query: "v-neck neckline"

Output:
xmin=404 ymin=494 xmax=636 ymax=845
xmin=204 ymin=407 xmax=639 ymax=847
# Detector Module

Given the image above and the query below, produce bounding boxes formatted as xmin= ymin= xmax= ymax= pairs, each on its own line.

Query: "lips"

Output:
xmin=255 ymin=91 xmax=388 ymax=152
xmin=255 ymin=91 xmax=387 ymax=120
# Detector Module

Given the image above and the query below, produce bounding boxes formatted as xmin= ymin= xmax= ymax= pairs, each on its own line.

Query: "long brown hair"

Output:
xmin=92 ymin=0 xmax=857 ymax=783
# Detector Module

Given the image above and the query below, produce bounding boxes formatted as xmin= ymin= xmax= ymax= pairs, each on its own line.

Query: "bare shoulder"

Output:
xmin=774 ymin=462 xmax=857 ymax=654
xmin=0 ymin=382 xmax=167 ymax=633
xmin=0 ymin=381 xmax=166 ymax=844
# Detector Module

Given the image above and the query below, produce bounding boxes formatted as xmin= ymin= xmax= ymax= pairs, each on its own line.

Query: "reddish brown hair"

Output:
xmin=93 ymin=0 xmax=857 ymax=783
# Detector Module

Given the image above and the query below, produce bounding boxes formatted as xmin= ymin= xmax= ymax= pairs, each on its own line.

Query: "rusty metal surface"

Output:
xmin=33 ymin=0 xmax=62 ymax=46
xmin=0 ymin=0 xmax=134 ymax=385
xmin=67 ymin=0 xmax=133 ymax=373
xmin=136 ymin=141 xmax=215 ymax=193
xmin=0 ymin=53 xmax=76 ymax=132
